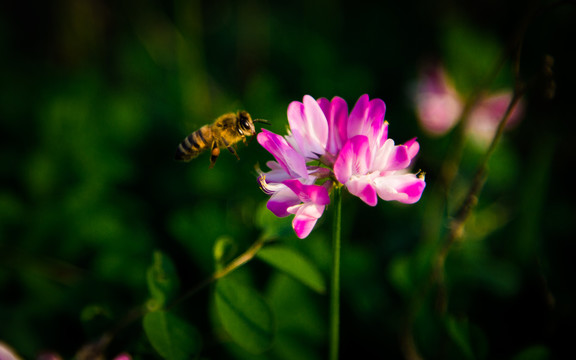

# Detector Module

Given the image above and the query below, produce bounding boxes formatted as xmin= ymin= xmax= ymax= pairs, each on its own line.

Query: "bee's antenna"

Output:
xmin=253 ymin=118 xmax=271 ymax=125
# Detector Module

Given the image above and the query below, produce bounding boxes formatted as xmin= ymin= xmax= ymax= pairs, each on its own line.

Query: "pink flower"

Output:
xmin=334 ymin=135 xmax=425 ymax=206
xmin=414 ymin=63 xmax=524 ymax=141
xmin=468 ymin=92 xmax=524 ymax=144
xmin=414 ymin=64 xmax=463 ymax=135
xmin=333 ymin=96 xmax=425 ymax=206
xmin=258 ymin=94 xmax=425 ymax=238
xmin=257 ymin=129 xmax=330 ymax=239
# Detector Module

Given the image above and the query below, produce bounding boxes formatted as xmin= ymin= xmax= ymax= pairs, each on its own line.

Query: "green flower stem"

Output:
xmin=330 ymin=185 xmax=342 ymax=360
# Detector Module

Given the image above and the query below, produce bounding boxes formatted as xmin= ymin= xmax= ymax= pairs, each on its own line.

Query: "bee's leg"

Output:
xmin=221 ymin=138 xmax=240 ymax=160
xmin=209 ymin=141 xmax=220 ymax=168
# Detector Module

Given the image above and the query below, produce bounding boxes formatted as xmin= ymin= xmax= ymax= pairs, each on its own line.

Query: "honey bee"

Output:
xmin=175 ymin=110 xmax=269 ymax=168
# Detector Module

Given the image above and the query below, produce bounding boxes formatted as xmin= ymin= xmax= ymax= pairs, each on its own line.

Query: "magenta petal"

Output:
xmin=292 ymin=212 xmax=319 ymax=239
xmin=347 ymin=178 xmax=378 ymax=206
xmin=326 ymin=96 xmax=349 ymax=154
xmin=267 ymin=187 xmax=300 ymax=217
xmin=403 ymin=138 xmax=420 ymax=160
xmin=347 ymin=94 xmax=370 ymax=138
xmin=367 ymin=98 xmax=386 ymax=130
xmin=385 ymin=145 xmax=411 ymax=171
xmin=373 ymin=174 xmax=426 ymax=204
xmin=334 ymin=135 xmax=371 ymax=184
xmin=291 ymin=203 xmax=325 ymax=238
xmin=257 ymin=129 xmax=307 ymax=178
xmin=317 ymin=97 xmax=330 ymax=117
xmin=283 ymin=179 xmax=330 ymax=205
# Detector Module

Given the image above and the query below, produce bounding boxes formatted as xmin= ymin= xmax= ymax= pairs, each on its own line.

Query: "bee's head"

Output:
xmin=237 ymin=111 xmax=255 ymax=136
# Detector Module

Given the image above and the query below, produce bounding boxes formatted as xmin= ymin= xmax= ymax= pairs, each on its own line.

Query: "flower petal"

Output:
xmin=292 ymin=203 xmax=325 ymax=239
xmin=403 ymin=138 xmax=420 ymax=161
xmin=283 ymin=179 xmax=330 ymax=205
xmin=287 ymin=95 xmax=328 ymax=158
xmin=347 ymin=94 xmax=370 ymax=138
xmin=266 ymin=186 xmax=301 ymax=217
xmin=257 ymin=129 xmax=308 ymax=178
xmin=373 ymin=174 xmax=426 ymax=204
xmin=348 ymin=95 xmax=387 ymax=142
xmin=325 ymin=96 xmax=349 ymax=155
xmin=367 ymin=98 xmax=386 ymax=140
xmin=333 ymin=135 xmax=371 ymax=184
xmin=384 ymin=143 xmax=411 ymax=171
xmin=346 ymin=177 xmax=378 ymax=206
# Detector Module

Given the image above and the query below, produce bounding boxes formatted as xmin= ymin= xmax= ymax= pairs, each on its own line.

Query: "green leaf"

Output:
xmin=214 ymin=277 xmax=275 ymax=354
xmin=143 ymin=310 xmax=201 ymax=360
xmin=257 ymin=245 xmax=326 ymax=294
xmin=146 ymin=251 xmax=179 ymax=310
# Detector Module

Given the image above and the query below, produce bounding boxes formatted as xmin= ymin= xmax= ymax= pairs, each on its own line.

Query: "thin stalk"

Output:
xmin=80 ymin=237 xmax=267 ymax=357
xmin=330 ymin=185 xmax=343 ymax=360
xmin=174 ymin=236 xmax=267 ymax=308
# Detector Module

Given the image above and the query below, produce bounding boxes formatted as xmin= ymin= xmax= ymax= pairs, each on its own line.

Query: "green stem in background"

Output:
xmin=330 ymin=185 xmax=343 ymax=360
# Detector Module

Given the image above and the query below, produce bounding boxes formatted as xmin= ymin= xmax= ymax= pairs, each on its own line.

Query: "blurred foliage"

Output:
xmin=1 ymin=0 xmax=575 ymax=359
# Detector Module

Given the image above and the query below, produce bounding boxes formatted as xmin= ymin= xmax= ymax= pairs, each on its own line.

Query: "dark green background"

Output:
xmin=1 ymin=0 xmax=574 ymax=359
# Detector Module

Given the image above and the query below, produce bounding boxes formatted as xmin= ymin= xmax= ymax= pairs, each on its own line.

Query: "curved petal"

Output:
xmin=257 ymin=129 xmax=308 ymax=178
xmin=283 ymin=179 xmax=330 ymax=205
xmin=373 ymin=174 xmax=426 ymax=204
xmin=346 ymin=177 xmax=378 ymax=206
xmin=367 ymin=98 xmax=386 ymax=142
xmin=325 ymin=96 xmax=349 ymax=155
xmin=403 ymin=138 xmax=420 ymax=161
xmin=333 ymin=135 xmax=371 ymax=184
xmin=383 ymin=144 xmax=411 ymax=172
xmin=260 ymin=161 xmax=292 ymax=183
xmin=347 ymin=94 xmax=370 ymax=138
xmin=291 ymin=203 xmax=325 ymax=239
xmin=371 ymin=138 xmax=394 ymax=172
xmin=348 ymin=95 xmax=387 ymax=141
xmin=266 ymin=186 xmax=301 ymax=217
xmin=287 ymin=95 xmax=328 ymax=158
xmin=317 ymin=97 xmax=330 ymax=115
xmin=371 ymin=119 xmax=389 ymax=148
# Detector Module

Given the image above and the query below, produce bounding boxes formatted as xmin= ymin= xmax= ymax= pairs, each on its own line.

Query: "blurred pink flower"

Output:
xmin=468 ymin=91 xmax=524 ymax=143
xmin=414 ymin=64 xmax=463 ymax=135
xmin=414 ymin=63 xmax=523 ymax=141
xmin=112 ymin=353 xmax=132 ymax=360
xmin=258 ymin=95 xmax=425 ymax=238
xmin=0 ymin=342 xmax=21 ymax=360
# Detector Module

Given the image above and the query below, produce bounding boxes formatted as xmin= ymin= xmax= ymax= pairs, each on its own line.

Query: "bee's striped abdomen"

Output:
xmin=174 ymin=126 xmax=212 ymax=161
